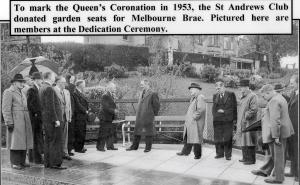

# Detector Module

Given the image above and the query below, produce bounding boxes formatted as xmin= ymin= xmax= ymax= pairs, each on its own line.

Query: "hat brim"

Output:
xmin=188 ymin=86 xmax=202 ymax=90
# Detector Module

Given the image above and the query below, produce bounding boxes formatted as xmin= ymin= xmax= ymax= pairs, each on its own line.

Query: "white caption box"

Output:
xmin=10 ymin=0 xmax=292 ymax=35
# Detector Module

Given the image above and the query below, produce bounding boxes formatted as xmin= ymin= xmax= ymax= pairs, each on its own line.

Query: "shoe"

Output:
xmin=295 ymin=177 xmax=299 ymax=182
xmin=194 ymin=156 xmax=201 ymax=160
xmin=76 ymin=149 xmax=86 ymax=153
xmin=284 ymin=173 xmax=294 ymax=177
xmin=176 ymin=152 xmax=188 ymax=156
xmin=68 ymin=152 xmax=74 ymax=156
xmin=239 ymin=159 xmax=246 ymax=162
xmin=144 ymin=149 xmax=151 ymax=153
xmin=63 ymin=156 xmax=72 ymax=160
xmin=97 ymin=149 xmax=105 ymax=152
xmin=215 ymin=155 xmax=224 ymax=159
xmin=126 ymin=148 xmax=137 ymax=151
xmin=264 ymin=178 xmax=282 ymax=184
xmin=107 ymin=148 xmax=118 ymax=150
xmin=50 ymin=166 xmax=67 ymax=170
xmin=226 ymin=157 xmax=231 ymax=160
xmin=11 ymin=165 xmax=23 ymax=170
xmin=251 ymin=170 xmax=268 ymax=177
xmin=21 ymin=163 xmax=30 ymax=168
xmin=243 ymin=161 xmax=255 ymax=165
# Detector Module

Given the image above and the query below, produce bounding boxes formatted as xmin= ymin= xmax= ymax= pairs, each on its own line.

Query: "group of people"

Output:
xmin=2 ymin=70 xmax=298 ymax=184
xmin=2 ymin=71 xmax=89 ymax=170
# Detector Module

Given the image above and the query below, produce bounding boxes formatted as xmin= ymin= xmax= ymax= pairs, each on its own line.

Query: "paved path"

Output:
xmin=1 ymin=144 xmax=298 ymax=185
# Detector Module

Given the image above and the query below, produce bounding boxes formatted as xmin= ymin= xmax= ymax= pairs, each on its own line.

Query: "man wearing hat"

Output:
xmin=212 ymin=79 xmax=237 ymax=160
xmin=2 ymin=74 xmax=33 ymax=170
xmin=27 ymin=72 xmax=44 ymax=164
xmin=177 ymin=83 xmax=206 ymax=159
xmin=236 ymin=79 xmax=259 ymax=165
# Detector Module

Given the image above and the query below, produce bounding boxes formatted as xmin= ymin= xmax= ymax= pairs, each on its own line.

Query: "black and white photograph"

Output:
xmin=0 ymin=21 xmax=299 ymax=185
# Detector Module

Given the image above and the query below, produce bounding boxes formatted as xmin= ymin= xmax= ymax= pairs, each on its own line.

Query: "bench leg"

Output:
xmin=127 ymin=122 xmax=131 ymax=145
xmin=122 ymin=123 xmax=126 ymax=147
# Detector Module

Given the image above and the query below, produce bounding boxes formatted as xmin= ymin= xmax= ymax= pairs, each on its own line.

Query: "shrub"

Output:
xmin=137 ymin=66 xmax=156 ymax=76
xmin=222 ymin=75 xmax=240 ymax=88
xmin=258 ymin=67 xmax=269 ymax=78
xmin=268 ymin=73 xmax=281 ymax=79
xmin=104 ymin=64 xmax=127 ymax=79
xmin=200 ymin=64 xmax=220 ymax=83
xmin=175 ymin=63 xmax=198 ymax=78
xmin=249 ymin=75 xmax=265 ymax=90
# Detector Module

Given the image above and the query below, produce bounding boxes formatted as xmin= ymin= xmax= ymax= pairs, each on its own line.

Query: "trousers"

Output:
xmin=130 ymin=135 xmax=153 ymax=150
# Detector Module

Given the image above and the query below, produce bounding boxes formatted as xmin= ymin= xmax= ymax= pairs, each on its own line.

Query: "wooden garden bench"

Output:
xmin=121 ymin=115 xmax=186 ymax=146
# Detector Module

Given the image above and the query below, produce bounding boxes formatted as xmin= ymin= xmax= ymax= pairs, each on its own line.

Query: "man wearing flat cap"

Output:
xmin=236 ymin=79 xmax=259 ymax=165
xmin=27 ymin=72 xmax=44 ymax=164
xmin=212 ymin=79 xmax=237 ymax=160
xmin=2 ymin=74 xmax=33 ymax=170
xmin=177 ymin=83 xmax=206 ymax=159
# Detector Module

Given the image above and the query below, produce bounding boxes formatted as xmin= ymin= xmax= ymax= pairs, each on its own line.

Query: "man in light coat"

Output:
xmin=126 ymin=79 xmax=160 ymax=152
xmin=177 ymin=83 xmax=206 ymax=159
xmin=255 ymin=84 xmax=294 ymax=184
xmin=54 ymin=76 xmax=73 ymax=160
xmin=236 ymin=80 xmax=259 ymax=165
xmin=2 ymin=74 xmax=33 ymax=170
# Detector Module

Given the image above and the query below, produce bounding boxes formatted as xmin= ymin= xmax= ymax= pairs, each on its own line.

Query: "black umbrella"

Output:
xmin=242 ymin=119 xmax=262 ymax=132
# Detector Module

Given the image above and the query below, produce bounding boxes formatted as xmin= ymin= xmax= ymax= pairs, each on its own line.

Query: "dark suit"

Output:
xmin=39 ymin=82 xmax=63 ymax=168
xmin=96 ymin=92 xmax=116 ymax=150
xmin=287 ymin=91 xmax=298 ymax=178
xmin=212 ymin=91 xmax=237 ymax=158
xmin=27 ymin=84 xmax=44 ymax=164
xmin=73 ymin=88 xmax=88 ymax=152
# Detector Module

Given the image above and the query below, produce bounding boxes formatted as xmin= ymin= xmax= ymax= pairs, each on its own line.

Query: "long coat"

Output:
xmin=288 ymin=91 xmax=298 ymax=141
xmin=73 ymin=88 xmax=88 ymax=121
xmin=134 ymin=89 xmax=160 ymax=136
xmin=183 ymin=94 xmax=206 ymax=144
xmin=261 ymin=93 xmax=294 ymax=144
xmin=2 ymin=85 xmax=33 ymax=150
xmin=53 ymin=86 xmax=72 ymax=122
xmin=212 ymin=91 xmax=237 ymax=143
xmin=236 ymin=92 xmax=258 ymax=147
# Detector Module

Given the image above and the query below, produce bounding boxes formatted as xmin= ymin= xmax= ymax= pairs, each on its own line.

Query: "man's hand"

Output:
xmin=7 ymin=124 xmax=14 ymax=132
xmin=275 ymin=138 xmax=281 ymax=145
xmin=55 ymin=121 xmax=60 ymax=127
xmin=217 ymin=109 xmax=224 ymax=113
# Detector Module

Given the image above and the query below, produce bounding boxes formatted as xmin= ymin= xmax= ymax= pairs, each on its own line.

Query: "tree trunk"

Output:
xmin=268 ymin=36 xmax=274 ymax=73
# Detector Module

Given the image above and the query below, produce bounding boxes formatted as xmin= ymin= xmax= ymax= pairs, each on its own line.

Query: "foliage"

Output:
xmin=137 ymin=66 xmax=156 ymax=76
xmin=249 ymin=75 xmax=265 ymax=90
xmin=175 ymin=63 xmax=198 ymax=78
xmin=268 ymin=73 xmax=282 ymax=79
xmin=257 ymin=67 xmax=269 ymax=78
xmin=104 ymin=64 xmax=128 ymax=79
xmin=222 ymin=75 xmax=240 ymax=88
xmin=200 ymin=64 xmax=220 ymax=83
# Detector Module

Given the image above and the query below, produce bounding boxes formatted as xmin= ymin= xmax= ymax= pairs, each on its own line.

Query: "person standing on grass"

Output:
xmin=212 ymin=79 xmax=237 ymax=161
xmin=96 ymin=82 xmax=119 ymax=151
xmin=285 ymin=74 xmax=299 ymax=182
xmin=2 ymin=74 xmax=33 ymax=170
xmin=177 ymin=83 xmax=206 ymax=159
xmin=27 ymin=72 xmax=44 ymax=164
xmin=40 ymin=72 xmax=66 ymax=169
xmin=126 ymin=79 xmax=160 ymax=153
xmin=236 ymin=79 xmax=259 ymax=165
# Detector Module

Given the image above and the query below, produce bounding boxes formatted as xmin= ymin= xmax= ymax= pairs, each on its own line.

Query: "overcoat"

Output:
xmin=236 ymin=92 xmax=258 ymax=147
xmin=261 ymin=93 xmax=294 ymax=144
xmin=134 ymin=89 xmax=160 ymax=136
xmin=183 ymin=94 xmax=206 ymax=144
xmin=73 ymin=88 xmax=88 ymax=121
xmin=2 ymin=85 xmax=33 ymax=150
xmin=288 ymin=91 xmax=298 ymax=142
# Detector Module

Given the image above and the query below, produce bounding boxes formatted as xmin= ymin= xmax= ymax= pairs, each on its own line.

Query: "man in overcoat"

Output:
xmin=54 ymin=76 xmax=73 ymax=160
xmin=212 ymin=80 xmax=237 ymax=160
xmin=40 ymin=72 xmax=66 ymax=169
xmin=126 ymin=79 xmax=160 ymax=152
xmin=96 ymin=82 xmax=118 ymax=151
xmin=177 ymin=83 xmax=206 ymax=159
xmin=2 ymin=74 xmax=33 ymax=170
xmin=236 ymin=80 xmax=259 ymax=165
xmin=285 ymin=75 xmax=299 ymax=182
xmin=27 ymin=72 xmax=44 ymax=164
xmin=73 ymin=80 xmax=89 ymax=153
xmin=258 ymin=84 xmax=294 ymax=184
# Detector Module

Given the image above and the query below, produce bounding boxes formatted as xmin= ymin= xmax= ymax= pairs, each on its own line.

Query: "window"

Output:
xmin=208 ymin=36 xmax=219 ymax=46
xmin=224 ymin=37 xmax=234 ymax=50
xmin=197 ymin=35 xmax=203 ymax=45
xmin=122 ymin=35 xmax=128 ymax=40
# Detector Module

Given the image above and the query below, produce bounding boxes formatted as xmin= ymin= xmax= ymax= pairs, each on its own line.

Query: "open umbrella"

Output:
xmin=242 ymin=119 xmax=262 ymax=132
xmin=9 ymin=56 xmax=60 ymax=77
